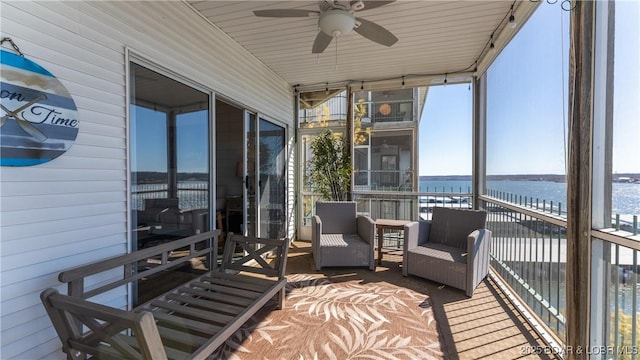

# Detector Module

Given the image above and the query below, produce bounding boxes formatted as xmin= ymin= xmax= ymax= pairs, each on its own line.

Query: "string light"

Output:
xmin=508 ymin=4 xmax=517 ymax=29
xmin=300 ymin=1 xmax=532 ymax=92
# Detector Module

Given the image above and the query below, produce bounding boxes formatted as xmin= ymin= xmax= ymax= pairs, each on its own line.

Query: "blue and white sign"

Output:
xmin=1 ymin=49 xmax=79 ymax=166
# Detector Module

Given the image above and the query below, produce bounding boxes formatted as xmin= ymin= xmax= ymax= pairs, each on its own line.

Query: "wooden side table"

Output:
xmin=375 ymin=219 xmax=411 ymax=265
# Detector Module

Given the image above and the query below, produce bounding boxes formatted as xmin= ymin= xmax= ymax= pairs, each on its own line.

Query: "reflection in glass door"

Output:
xmin=244 ymin=112 xmax=286 ymax=239
xmin=258 ymin=118 xmax=286 ymax=239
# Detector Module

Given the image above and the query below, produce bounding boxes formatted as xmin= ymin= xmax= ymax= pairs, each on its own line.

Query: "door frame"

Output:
xmin=243 ymin=111 xmax=288 ymax=238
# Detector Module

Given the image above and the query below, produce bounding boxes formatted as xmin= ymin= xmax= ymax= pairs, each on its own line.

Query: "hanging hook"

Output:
xmin=1 ymin=37 xmax=25 ymax=57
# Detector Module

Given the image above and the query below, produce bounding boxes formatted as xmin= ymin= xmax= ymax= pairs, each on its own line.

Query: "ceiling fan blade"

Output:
xmin=354 ymin=17 xmax=398 ymax=47
xmin=353 ymin=1 xmax=395 ymax=11
xmin=312 ymin=31 xmax=333 ymax=54
xmin=253 ymin=9 xmax=318 ymax=17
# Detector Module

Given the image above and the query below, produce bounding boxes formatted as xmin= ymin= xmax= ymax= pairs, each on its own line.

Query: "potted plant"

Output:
xmin=308 ymin=129 xmax=352 ymax=201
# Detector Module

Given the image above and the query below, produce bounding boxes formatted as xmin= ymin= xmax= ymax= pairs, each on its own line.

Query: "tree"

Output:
xmin=308 ymin=129 xmax=352 ymax=201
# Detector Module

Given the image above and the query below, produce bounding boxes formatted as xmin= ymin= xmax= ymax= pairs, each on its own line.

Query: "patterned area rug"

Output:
xmin=211 ymin=273 xmax=445 ymax=359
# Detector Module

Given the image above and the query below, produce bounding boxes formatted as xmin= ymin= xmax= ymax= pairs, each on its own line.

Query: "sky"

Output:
xmin=419 ymin=1 xmax=640 ymax=176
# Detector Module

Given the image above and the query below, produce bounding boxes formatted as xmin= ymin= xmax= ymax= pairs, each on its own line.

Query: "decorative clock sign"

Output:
xmin=1 ymin=41 xmax=79 ymax=166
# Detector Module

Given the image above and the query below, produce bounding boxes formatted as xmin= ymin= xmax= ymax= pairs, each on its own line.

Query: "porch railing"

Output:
xmin=353 ymin=170 xmax=415 ymax=192
xmin=481 ymin=193 xmax=568 ymax=345
xmin=298 ymin=94 xmax=348 ymax=124
xmin=591 ymin=233 xmax=640 ymax=359
xmin=357 ymin=99 xmax=415 ymax=123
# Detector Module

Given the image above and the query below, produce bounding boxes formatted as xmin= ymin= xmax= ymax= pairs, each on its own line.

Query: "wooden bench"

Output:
xmin=40 ymin=230 xmax=290 ymax=360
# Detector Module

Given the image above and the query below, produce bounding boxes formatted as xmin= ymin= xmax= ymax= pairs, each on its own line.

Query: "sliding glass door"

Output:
xmin=244 ymin=112 xmax=286 ymax=239
xmin=129 ymin=62 xmax=211 ymax=305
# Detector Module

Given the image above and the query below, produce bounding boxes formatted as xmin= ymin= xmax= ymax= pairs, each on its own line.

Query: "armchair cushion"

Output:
xmin=316 ymin=201 xmax=357 ymax=234
xmin=320 ymin=233 xmax=367 ymax=248
xmin=408 ymin=242 xmax=467 ymax=264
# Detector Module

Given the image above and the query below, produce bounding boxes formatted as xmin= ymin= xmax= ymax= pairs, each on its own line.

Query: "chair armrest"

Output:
xmin=465 ymin=228 xmax=492 ymax=296
xmin=404 ymin=221 xmax=432 ymax=249
xmin=312 ymin=215 xmax=322 ymax=270
xmin=466 ymin=228 xmax=491 ymax=257
xmin=312 ymin=215 xmax=322 ymax=242
xmin=403 ymin=221 xmax=420 ymax=252
xmin=356 ymin=215 xmax=375 ymax=244
xmin=403 ymin=221 xmax=431 ymax=277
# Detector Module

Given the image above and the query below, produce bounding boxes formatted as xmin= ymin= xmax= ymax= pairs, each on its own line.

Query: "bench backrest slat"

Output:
xmin=59 ymin=230 xmax=219 ymax=299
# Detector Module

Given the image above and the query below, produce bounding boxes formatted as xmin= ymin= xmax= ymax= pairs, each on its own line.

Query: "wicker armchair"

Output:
xmin=312 ymin=201 xmax=375 ymax=271
xmin=403 ymin=207 xmax=492 ymax=297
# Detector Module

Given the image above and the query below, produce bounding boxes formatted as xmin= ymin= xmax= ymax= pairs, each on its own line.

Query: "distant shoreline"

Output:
xmin=420 ymin=174 xmax=640 ymax=184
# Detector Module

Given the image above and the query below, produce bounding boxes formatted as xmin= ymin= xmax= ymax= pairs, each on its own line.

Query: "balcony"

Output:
xmin=357 ymin=99 xmax=415 ymax=124
xmin=354 ymin=169 xmax=415 ymax=192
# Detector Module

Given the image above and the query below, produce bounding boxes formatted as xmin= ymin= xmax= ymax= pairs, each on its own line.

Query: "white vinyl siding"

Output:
xmin=0 ymin=1 xmax=293 ymax=358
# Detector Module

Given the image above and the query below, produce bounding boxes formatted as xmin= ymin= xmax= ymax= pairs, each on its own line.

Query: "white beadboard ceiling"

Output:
xmin=187 ymin=1 xmax=525 ymax=90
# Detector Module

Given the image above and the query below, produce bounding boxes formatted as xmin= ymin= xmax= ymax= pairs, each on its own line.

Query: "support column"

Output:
xmin=566 ymin=1 xmax=595 ymax=358
xmin=472 ymin=75 xmax=487 ymax=210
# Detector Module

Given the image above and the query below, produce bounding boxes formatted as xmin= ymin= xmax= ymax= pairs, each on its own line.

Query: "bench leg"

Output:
xmin=276 ymin=288 xmax=285 ymax=310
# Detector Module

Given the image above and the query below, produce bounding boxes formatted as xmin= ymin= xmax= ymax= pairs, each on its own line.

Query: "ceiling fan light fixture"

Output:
xmin=319 ymin=9 xmax=356 ymax=37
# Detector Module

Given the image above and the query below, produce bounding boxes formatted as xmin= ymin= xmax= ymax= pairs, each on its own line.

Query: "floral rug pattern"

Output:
xmin=211 ymin=273 xmax=444 ymax=359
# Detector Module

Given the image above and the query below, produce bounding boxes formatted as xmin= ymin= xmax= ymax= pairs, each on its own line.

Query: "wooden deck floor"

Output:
xmin=289 ymin=240 xmax=560 ymax=360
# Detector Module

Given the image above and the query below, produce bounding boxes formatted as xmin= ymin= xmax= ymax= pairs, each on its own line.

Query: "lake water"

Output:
xmin=420 ymin=179 xmax=640 ymax=216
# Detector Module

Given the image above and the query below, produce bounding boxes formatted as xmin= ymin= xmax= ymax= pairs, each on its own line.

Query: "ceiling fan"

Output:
xmin=253 ymin=1 xmax=398 ymax=54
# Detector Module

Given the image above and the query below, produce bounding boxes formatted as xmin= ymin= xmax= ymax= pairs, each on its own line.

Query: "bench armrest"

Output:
xmin=41 ymin=288 xmax=168 ymax=360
